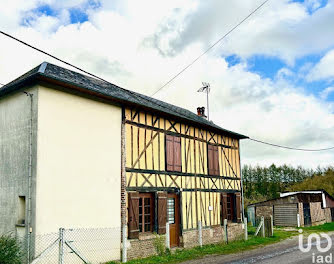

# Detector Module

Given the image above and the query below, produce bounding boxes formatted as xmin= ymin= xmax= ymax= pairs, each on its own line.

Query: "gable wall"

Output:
xmin=35 ymin=86 xmax=122 ymax=235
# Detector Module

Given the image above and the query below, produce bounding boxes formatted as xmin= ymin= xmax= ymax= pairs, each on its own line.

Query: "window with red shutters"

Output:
xmin=138 ymin=193 xmax=154 ymax=233
xmin=166 ymin=135 xmax=182 ymax=172
xmin=208 ymin=144 xmax=219 ymax=176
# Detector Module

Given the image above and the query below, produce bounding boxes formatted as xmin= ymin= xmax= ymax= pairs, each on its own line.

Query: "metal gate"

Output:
xmin=273 ymin=204 xmax=298 ymax=226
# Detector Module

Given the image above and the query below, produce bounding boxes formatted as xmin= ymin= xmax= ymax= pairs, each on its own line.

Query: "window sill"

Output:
xmin=138 ymin=232 xmax=155 ymax=241
xmin=15 ymin=224 xmax=25 ymax=227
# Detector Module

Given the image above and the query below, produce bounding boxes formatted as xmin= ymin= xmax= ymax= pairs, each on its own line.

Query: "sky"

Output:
xmin=0 ymin=0 xmax=333 ymax=168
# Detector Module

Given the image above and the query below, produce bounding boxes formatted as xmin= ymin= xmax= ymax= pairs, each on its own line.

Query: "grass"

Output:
xmin=106 ymin=228 xmax=297 ymax=264
xmin=301 ymin=222 xmax=334 ymax=232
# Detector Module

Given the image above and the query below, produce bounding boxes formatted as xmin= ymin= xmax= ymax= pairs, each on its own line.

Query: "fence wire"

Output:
xmin=19 ymin=227 xmax=121 ymax=264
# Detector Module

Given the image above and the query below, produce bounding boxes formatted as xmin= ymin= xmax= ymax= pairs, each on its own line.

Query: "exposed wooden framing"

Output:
xmin=126 ymin=120 xmax=236 ymax=149
xmin=125 ymin=107 xmax=243 ymax=232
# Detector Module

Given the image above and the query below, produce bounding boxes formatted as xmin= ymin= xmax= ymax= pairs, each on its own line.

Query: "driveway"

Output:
xmin=181 ymin=232 xmax=334 ymax=264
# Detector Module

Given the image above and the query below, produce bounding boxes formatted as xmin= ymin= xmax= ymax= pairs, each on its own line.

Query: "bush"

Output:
xmin=153 ymin=233 xmax=166 ymax=256
xmin=0 ymin=234 xmax=24 ymax=264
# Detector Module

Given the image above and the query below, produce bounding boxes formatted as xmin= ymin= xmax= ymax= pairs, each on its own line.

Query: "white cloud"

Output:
xmin=320 ymin=86 xmax=334 ymax=100
xmin=307 ymin=49 xmax=334 ymax=82
xmin=0 ymin=0 xmax=333 ymax=169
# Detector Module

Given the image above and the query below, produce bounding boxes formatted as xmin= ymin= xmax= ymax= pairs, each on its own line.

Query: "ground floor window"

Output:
xmin=222 ymin=192 xmax=241 ymax=223
xmin=139 ymin=193 xmax=154 ymax=233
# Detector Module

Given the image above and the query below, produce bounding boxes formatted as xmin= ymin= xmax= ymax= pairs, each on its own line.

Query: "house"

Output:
xmin=248 ymin=190 xmax=334 ymax=227
xmin=0 ymin=62 xmax=248 ymax=262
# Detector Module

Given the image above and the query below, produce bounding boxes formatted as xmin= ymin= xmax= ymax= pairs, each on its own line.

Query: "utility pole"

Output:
xmin=197 ymin=82 xmax=211 ymax=120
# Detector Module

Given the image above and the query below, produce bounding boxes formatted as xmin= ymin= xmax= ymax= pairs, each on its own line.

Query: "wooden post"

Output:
xmin=244 ymin=217 xmax=248 ymax=240
xmin=198 ymin=221 xmax=203 ymax=247
xmin=261 ymin=216 xmax=265 ymax=237
xmin=166 ymin=223 xmax=170 ymax=250
xmin=224 ymin=219 xmax=228 ymax=244
xmin=270 ymin=215 xmax=274 ymax=237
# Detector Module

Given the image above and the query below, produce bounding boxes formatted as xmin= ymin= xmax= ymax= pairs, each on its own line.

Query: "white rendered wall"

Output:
xmin=35 ymin=86 xmax=121 ymax=234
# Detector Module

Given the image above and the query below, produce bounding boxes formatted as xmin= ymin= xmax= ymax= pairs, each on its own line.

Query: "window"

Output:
xmin=226 ymin=194 xmax=235 ymax=222
xmin=167 ymin=198 xmax=175 ymax=224
xmin=166 ymin=135 xmax=181 ymax=172
xmin=18 ymin=196 xmax=26 ymax=225
xmin=208 ymin=144 xmax=219 ymax=176
xmin=138 ymin=193 xmax=154 ymax=233
xmin=221 ymin=193 xmax=241 ymax=223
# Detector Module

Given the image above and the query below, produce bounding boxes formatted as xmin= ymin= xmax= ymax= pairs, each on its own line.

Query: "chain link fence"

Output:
xmin=19 ymin=227 xmax=121 ymax=264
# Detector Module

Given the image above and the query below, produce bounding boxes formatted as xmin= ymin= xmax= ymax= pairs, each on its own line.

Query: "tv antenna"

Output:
xmin=197 ymin=82 xmax=211 ymax=120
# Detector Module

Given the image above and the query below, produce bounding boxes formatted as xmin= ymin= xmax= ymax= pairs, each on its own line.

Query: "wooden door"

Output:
xmin=167 ymin=193 xmax=180 ymax=247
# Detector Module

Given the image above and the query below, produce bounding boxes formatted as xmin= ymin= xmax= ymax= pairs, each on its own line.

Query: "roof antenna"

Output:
xmin=197 ymin=82 xmax=211 ymax=120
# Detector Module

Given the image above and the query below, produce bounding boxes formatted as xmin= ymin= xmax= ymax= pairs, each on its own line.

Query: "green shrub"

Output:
xmin=153 ymin=233 xmax=166 ymax=256
xmin=0 ymin=234 xmax=24 ymax=264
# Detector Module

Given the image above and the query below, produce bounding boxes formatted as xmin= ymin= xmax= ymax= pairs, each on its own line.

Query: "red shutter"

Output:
xmin=157 ymin=192 xmax=167 ymax=234
xmin=128 ymin=192 xmax=140 ymax=239
xmin=213 ymin=145 xmax=219 ymax=176
xmin=174 ymin=137 xmax=182 ymax=172
xmin=236 ymin=192 xmax=242 ymax=223
xmin=221 ymin=193 xmax=228 ymax=222
xmin=166 ymin=135 xmax=174 ymax=171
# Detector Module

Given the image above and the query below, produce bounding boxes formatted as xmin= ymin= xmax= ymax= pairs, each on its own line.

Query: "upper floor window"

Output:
xmin=166 ymin=135 xmax=181 ymax=172
xmin=208 ymin=144 xmax=219 ymax=176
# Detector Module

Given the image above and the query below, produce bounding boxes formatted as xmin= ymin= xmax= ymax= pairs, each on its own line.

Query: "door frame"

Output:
xmin=167 ymin=192 xmax=181 ymax=247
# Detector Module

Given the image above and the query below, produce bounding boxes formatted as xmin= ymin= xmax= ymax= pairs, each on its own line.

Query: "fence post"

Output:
xmin=270 ymin=215 xmax=274 ymax=236
xmin=223 ymin=219 xmax=228 ymax=244
xmin=58 ymin=228 xmax=64 ymax=264
xmin=297 ymin=213 xmax=300 ymax=228
xmin=198 ymin=221 xmax=203 ymax=247
xmin=261 ymin=217 xmax=265 ymax=237
xmin=165 ymin=223 xmax=170 ymax=250
xmin=244 ymin=217 xmax=248 ymax=240
xmin=122 ymin=225 xmax=127 ymax=263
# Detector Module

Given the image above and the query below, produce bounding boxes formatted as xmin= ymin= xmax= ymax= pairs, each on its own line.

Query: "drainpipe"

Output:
xmin=23 ymin=91 xmax=33 ymax=263
xmin=121 ymin=107 xmax=127 ymax=262
xmin=239 ymin=142 xmax=245 ymax=221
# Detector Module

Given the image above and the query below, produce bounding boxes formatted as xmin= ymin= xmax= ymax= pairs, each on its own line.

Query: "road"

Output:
xmin=181 ymin=233 xmax=334 ymax=264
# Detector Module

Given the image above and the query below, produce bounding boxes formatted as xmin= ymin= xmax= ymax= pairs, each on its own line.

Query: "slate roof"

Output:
xmin=0 ymin=62 xmax=248 ymax=139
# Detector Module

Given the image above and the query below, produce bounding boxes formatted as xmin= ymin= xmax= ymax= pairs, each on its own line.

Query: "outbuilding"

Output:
xmin=248 ymin=190 xmax=334 ymax=227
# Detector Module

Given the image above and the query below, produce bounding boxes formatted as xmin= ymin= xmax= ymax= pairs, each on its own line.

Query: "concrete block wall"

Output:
xmin=255 ymin=206 xmax=273 ymax=218
xmin=324 ymin=208 xmax=332 ymax=223
xmin=310 ymin=202 xmax=326 ymax=226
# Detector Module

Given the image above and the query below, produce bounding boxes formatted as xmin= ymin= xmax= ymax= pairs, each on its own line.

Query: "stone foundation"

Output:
xmin=127 ymin=233 xmax=159 ymax=260
xmin=127 ymin=223 xmax=243 ymax=260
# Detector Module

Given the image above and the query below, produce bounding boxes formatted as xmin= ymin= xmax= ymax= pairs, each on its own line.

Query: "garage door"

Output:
xmin=274 ymin=204 xmax=298 ymax=226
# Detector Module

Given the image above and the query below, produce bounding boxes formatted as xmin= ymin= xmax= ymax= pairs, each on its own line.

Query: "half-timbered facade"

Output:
xmin=0 ymin=62 xmax=247 ymax=262
xmin=125 ymin=107 xmax=247 ymax=252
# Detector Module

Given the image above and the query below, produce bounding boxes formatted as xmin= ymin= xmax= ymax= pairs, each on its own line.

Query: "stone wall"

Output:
xmin=324 ymin=208 xmax=332 ymax=223
xmin=255 ymin=205 xmax=273 ymax=218
xmin=127 ymin=223 xmax=244 ymax=260
xmin=127 ymin=233 xmax=159 ymax=260
xmin=310 ymin=202 xmax=326 ymax=226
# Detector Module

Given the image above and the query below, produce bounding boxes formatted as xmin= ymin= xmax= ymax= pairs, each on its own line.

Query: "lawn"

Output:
xmin=302 ymin=222 xmax=334 ymax=232
xmin=107 ymin=228 xmax=297 ymax=264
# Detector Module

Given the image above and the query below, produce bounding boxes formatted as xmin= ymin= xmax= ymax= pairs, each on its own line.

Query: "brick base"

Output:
xmin=127 ymin=223 xmax=244 ymax=260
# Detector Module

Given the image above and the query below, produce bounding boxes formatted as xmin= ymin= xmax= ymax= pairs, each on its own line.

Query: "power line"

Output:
xmin=249 ymin=138 xmax=334 ymax=152
xmin=151 ymin=0 xmax=270 ymax=96
xmin=0 ymin=30 xmax=111 ymax=84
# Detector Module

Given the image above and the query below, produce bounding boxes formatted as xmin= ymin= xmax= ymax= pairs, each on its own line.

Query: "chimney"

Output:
xmin=197 ymin=107 xmax=207 ymax=118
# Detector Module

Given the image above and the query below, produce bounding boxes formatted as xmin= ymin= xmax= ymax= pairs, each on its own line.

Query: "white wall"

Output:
xmin=35 ymin=86 xmax=122 ymax=235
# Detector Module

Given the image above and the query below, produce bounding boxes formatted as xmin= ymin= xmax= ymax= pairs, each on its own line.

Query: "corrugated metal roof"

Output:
xmin=0 ymin=62 xmax=248 ymax=139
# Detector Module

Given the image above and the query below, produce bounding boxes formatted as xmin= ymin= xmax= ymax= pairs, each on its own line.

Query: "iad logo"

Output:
xmin=298 ymin=229 xmax=332 ymax=263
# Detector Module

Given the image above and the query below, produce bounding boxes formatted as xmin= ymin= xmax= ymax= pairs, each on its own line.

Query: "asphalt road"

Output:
xmin=181 ymin=233 xmax=334 ymax=264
